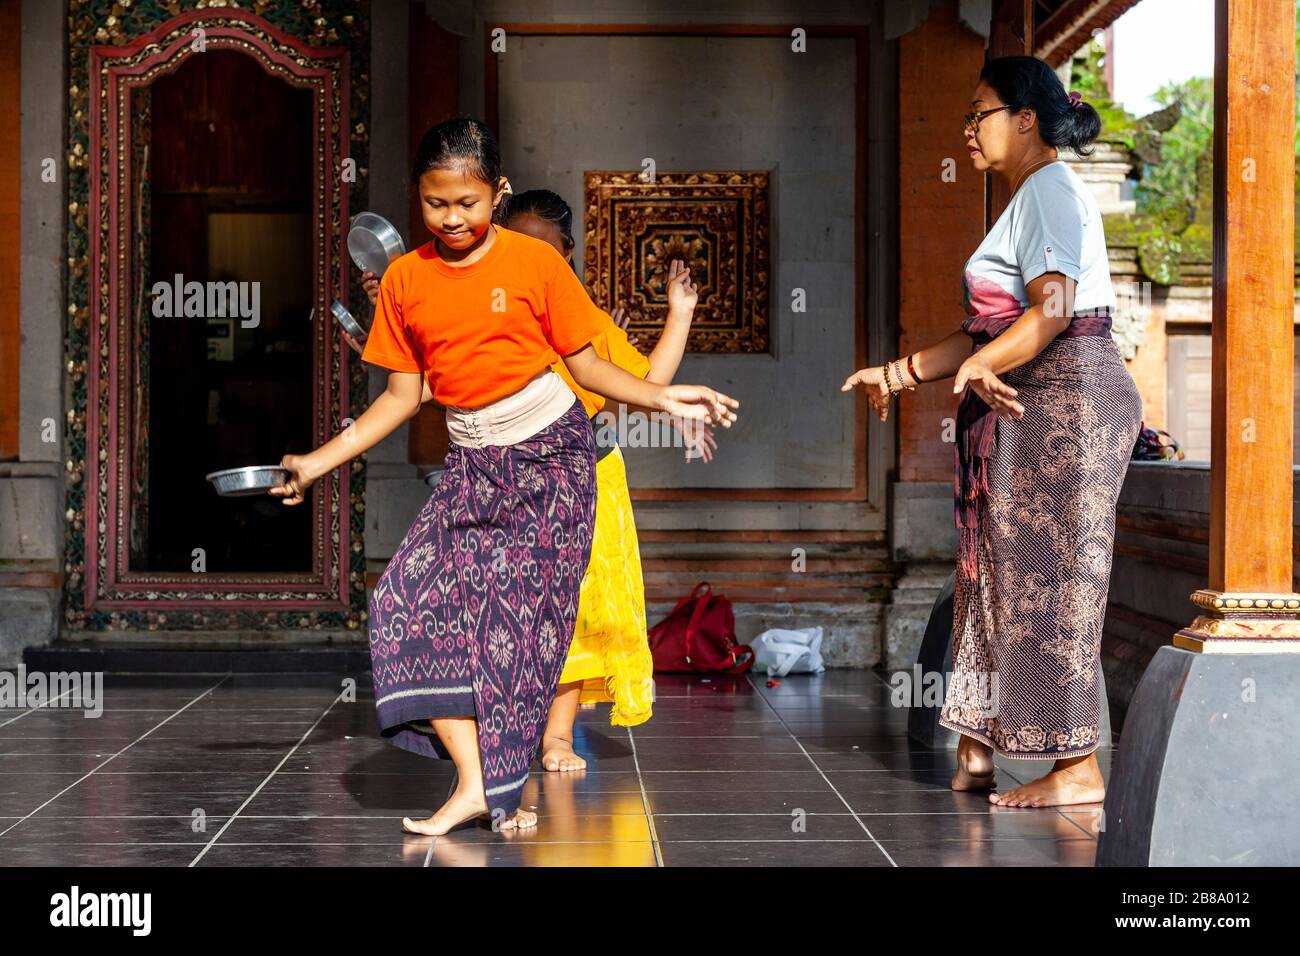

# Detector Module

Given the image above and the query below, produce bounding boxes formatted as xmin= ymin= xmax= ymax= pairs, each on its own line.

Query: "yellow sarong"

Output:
xmin=557 ymin=444 xmax=654 ymax=726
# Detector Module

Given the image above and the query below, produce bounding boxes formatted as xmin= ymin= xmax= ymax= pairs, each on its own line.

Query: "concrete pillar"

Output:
xmin=1099 ymin=0 xmax=1300 ymax=865
xmin=0 ymin=0 xmax=68 ymax=666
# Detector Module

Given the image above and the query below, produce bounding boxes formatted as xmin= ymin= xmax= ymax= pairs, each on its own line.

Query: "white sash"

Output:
xmin=444 ymin=369 xmax=577 ymax=448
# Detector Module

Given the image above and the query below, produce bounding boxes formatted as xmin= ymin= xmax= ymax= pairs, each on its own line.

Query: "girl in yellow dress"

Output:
xmin=503 ymin=190 xmax=709 ymax=772
xmin=353 ymin=188 xmax=711 ymax=773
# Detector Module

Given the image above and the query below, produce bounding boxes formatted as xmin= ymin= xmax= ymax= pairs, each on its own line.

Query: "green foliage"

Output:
xmin=1069 ymin=38 xmax=1139 ymax=149
xmin=1136 ymin=231 xmax=1183 ymax=285
xmin=1128 ymin=4 xmax=1300 ymax=245
xmin=1096 ymin=4 xmax=1300 ymax=279
xmin=1132 ymin=76 xmax=1213 ymax=221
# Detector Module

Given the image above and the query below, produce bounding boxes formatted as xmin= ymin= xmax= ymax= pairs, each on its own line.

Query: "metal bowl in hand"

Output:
xmin=206 ymin=465 xmax=290 ymax=498
xmin=329 ymin=299 xmax=368 ymax=341
xmin=348 ymin=212 xmax=405 ymax=277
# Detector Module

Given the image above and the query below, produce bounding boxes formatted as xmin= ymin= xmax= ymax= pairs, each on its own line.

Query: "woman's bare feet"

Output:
xmin=989 ymin=753 xmax=1105 ymax=808
xmin=951 ymin=733 xmax=996 ymax=791
xmin=541 ymin=734 xmax=587 ymax=772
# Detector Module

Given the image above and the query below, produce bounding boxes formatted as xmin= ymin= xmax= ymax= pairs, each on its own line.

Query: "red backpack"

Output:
xmin=648 ymin=582 xmax=755 ymax=674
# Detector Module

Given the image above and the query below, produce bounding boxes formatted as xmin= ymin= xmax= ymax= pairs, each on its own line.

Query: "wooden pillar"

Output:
xmin=985 ymin=0 xmax=1033 ymax=229
xmin=1101 ymin=25 xmax=1115 ymax=94
xmin=1175 ymin=0 xmax=1300 ymax=651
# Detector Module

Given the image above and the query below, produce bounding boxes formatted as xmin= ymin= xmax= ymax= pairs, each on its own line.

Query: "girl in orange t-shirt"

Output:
xmin=271 ymin=118 xmax=738 ymax=837
xmin=355 ymin=189 xmax=714 ymax=772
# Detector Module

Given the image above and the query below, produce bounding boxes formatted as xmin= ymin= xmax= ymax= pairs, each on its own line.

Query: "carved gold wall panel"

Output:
xmin=583 ymin=171 xmax=770 ymax=354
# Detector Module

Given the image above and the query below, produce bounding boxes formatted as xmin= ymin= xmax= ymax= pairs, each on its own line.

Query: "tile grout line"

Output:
xmin=3 ymin=812 xmax=1024 ymax=819
xmin=0 ymin=675 xmax=232 ymax=841
xmin=625 ymin=726 xmax=663 ymax=867
xmin=0 ymin=688 xmax=79 ymax=729
xmin=745 ymin=674 xmax=899 ymax=867
xmin=188 ymin=684 xmax=348 ymax=867
xmin=0 ymin=768 xmax=954 ymax=775
xmin=0 ymin=750 xmax=911 ymax=757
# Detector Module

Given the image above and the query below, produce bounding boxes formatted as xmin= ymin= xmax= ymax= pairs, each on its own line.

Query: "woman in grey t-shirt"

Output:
xmin=843 ymin=55 xmax=1141 ymax=808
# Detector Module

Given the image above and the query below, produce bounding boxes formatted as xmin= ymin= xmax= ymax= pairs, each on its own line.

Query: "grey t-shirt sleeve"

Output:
xmin=1011 ymin=176 xmax=1088 ymax=285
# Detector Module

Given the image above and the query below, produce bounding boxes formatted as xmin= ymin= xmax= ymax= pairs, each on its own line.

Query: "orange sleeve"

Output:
xmin=602 ymin=323 xmax=651 ymax=379
xmin=541 ymin=250 xmax=612 ymax=356
xmin=360 ymin=268 xmax=423 ymax=373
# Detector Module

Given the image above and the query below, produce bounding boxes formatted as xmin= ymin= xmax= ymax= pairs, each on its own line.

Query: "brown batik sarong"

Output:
xmin=939 ymin=332 xmax=1141 ymax=758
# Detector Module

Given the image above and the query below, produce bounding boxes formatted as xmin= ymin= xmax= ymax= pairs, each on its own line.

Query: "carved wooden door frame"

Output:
xmin=68 ymin=7 xmax=367 ymax=632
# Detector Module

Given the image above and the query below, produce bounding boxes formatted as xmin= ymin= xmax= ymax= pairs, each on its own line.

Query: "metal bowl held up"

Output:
xmin=206 ymin=465 xmax=289 ymax=498
xmin=330 ymin=299 xmax=368 ymax=341
xmin=348 ymin=212 xmax=405 ymax=277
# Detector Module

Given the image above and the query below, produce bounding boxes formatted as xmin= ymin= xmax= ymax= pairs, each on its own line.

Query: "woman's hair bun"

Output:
xmin=980 ymin=55 xmax=1103 ymax=155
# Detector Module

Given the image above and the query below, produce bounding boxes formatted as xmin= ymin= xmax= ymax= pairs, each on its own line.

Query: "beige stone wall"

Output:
xmin=1117 ymin=278 xmax=1300 ymax=462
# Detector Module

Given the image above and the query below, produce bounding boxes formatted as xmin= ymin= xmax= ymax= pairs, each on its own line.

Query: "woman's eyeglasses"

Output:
xmin=963 ymin=105 xmax=1012 ymax=135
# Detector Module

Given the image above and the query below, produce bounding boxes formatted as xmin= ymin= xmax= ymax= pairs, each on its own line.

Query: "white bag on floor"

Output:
xmin=752 ymin=627 xmax=825 ymax=678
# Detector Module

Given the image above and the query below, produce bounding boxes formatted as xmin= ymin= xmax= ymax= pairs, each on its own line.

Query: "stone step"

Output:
xmin=23 ymin=641 xmax=368 ymax=674
xmin=640 ymin=539 xmax=896 ymax=605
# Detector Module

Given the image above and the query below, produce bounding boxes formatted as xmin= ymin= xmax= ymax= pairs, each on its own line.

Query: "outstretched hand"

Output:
xmin=676 ymin=419 xmax=718 ymax=463
xmin=841 ymin=366 xmax=892 ymax=421
xmin=953 ymin=355 xmax=1024 ymax=419
xmin=659 ymin=385 xmax=739 ymax=427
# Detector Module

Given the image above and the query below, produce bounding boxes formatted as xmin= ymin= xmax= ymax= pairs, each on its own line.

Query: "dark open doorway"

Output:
xmin=142 ymin=50 xmax=314 ymax=573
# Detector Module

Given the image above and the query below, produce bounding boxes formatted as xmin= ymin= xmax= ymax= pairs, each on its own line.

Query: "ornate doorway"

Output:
xmin=66 ymin=7 xmax=370 ymax=632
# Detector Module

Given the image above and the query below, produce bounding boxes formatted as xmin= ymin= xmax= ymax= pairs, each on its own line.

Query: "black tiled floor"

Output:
xmin=0 ymin=669 xmax=1103 ymax=866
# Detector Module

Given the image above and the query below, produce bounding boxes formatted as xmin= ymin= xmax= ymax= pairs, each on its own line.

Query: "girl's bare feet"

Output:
xmin=408 ymin=716 xmax=537 ymax=833
xmin=541 ymin=734 xmax=587 ymax=772
xmin=951 ymin=733 xmax=996 ymax=791
xmin=498 ymin=808 xmax=538 ymax=830
xmin=401 ymin=785 xmax=488 ymax=836
xmin=541 ymin=683 xmax=585 ymax=772
xmin=989 ymin=752 xmax=1105 ymax=808
xmin=401 ymin=787 xmax=539 ymax=834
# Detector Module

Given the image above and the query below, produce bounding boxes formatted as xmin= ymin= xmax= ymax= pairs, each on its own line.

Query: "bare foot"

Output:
xmin=989 ymin=754 xmax=1105 ymax=808
xmin=951 ymin=734 xmax=996 ymax=791
xmin=541 ymin=735 xmax=587 ymax=772
xmin=402 ymin=796 xmax=540 ymax=834
xmin=401 ymin=786 xmax=489 ymax=836
xmin=496 ymin=808 xmax=538 ymax=831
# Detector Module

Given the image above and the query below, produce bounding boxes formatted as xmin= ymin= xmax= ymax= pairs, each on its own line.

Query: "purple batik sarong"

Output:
xmin=368 ymin=398 xmax=596 ymax=817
